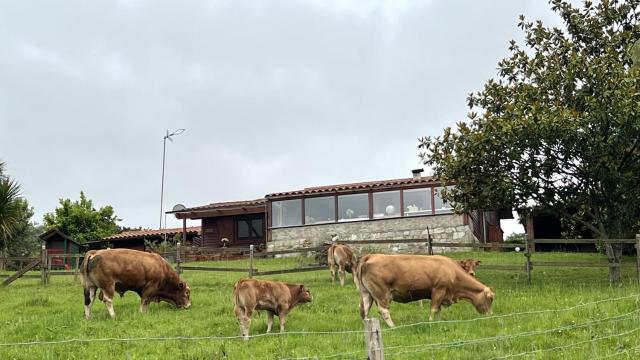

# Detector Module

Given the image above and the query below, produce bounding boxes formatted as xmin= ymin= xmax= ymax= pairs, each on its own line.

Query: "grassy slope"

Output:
xmin=0 ymin=252 xmax=639 ymax=359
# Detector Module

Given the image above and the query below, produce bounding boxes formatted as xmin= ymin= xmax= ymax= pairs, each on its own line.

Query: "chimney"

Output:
xmin=411 ymin=168 xmax=424 ymax=180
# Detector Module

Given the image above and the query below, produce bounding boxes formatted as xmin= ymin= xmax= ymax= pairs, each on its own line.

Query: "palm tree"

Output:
xmin=0 ymin=162 xmax=22 ymax=247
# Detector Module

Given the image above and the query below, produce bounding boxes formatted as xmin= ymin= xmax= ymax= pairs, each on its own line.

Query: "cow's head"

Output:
xmin=473 ymin=287 xmax=494 ymax=315
xmin=459 ymin=259 xmax=481 ymax=277
xmin=158 ymin=281 xmax=191 ymax=309
xmin=297 ymin=285 xmax=313 ymax=304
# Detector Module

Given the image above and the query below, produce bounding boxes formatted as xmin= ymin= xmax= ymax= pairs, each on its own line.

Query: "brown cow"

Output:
xmin=80 ymin=248 xmax=191 ymax=319
xmin=357 ymin=254 xmax=494 ymax=327
xmin=233 ymin=278 xmax=312 ymax=340
xmin=327 ymin=244 xmax=358 ymax=287
xmin=418 ymin=258 xmax=482 ymax=309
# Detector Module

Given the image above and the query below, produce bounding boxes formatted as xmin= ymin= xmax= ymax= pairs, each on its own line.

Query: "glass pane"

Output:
xmin=271 ymin=200 xmax=302 ymax=227
xmin=373 ymin=191 xmax=400 ymax=218
xmin=252 ymin=219 xmax=264 ymax=237
xmin=403 ymin=188 xmax=432 ymax=216
xmin=434 ymin=186 xmax=454 ymax=214
xmin=238 ymin=220 xmax=249 ymax=238
xmin=305 ymin=196 xmax=336 ymax=224
xmin=338 ymin=193 xmax=369 ymax=222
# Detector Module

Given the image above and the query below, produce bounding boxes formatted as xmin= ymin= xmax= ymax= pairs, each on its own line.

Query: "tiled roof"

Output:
xmin=168 ymin=198 xmax=267 ymax=213
xmin=104 ymin=226 xmax=201 ymax=241
xmin=265 ymin=176 xmax=439 ymax=198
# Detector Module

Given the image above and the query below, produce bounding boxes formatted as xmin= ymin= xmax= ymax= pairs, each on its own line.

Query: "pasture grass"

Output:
xmin=1 ymin=251 xmax=640 ymax=359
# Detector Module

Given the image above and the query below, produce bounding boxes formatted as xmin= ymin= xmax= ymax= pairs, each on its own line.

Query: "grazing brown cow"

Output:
xmin=418 ymin=258 xmax=482 ymax=309
xmin=357 ymin=254 xmax=494 ymax=327
xmin=80 ymin=248 xmax=191 ymax=319
xmin=327 ymin=244 xmax=358 ymax=287
xmin=233 ymin=278 xmax=312 ymax=339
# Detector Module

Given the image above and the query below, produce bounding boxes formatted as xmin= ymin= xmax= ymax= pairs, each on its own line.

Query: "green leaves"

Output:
xmin=43 ymin=191 xmax=121 ymax=243
xmin=420 ymin=0 xmax=640 ymax=239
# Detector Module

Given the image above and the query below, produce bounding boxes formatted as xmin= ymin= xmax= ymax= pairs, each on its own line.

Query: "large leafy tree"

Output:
xmin=420 ymin=0 xmax=640 ymax=283
xmin=43 ymin=192 xmax=121 ymax=243
xmin=0 ymin=162 xmax=22 ymax=251
xmin=5 ymin=199 xmax=43 ymax=257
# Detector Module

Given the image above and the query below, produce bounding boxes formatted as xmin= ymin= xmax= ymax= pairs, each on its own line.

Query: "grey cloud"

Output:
xmin=0 ymin=0 xmax=563 ymax=231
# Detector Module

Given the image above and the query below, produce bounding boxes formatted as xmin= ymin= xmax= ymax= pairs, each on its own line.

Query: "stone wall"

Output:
xmin=268 ymin=214 xmax=476 ymax=255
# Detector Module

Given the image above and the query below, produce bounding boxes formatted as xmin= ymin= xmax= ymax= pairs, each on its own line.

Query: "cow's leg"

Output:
xmin=139 ymin=297 xmax=151 ymax=313
xmin=101 ymin=283 xmax=116 ymax=319
xmin=377 ymin=299 xmax=395 ymax=328
xmin=338 ymin=264 xmax=346 ymax=287
xmin=234 ymin=305 xmax=246 ymax=338
xmin=278 ymin=312 xmax=287 ymax=332
xmin=418 ymin=300 xmax=424 ymax=310
xmin=359 ymin=291 xmax=373 ymax=320
xmin=84 ymin=286 xmax=97 ymax=319
xmin=237 ymin=307 xmax=253 ymax=340
xmin=266 ymin=311 xmax=274 ymax=333
xmin=329 ymin=263 xmax=336 ymax=283
xmin=429 ymin=288 xmax=446 ymax=321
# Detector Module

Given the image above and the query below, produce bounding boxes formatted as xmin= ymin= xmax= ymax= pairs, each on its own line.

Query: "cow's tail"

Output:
xmin=354 ymin=254 xmax=371 ymax=292
xmin=327 ymin=244 xmax=335 ymax=268
xmin=79 ymin=250 xmax=99 ymax=288
xmin=233 ymin=279 xmax=247 ymax=316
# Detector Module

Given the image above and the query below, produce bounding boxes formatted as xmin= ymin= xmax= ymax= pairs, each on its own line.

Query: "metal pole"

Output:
xmin=427 ymin=227 xmax=433 ymax=255
xmin=249 ymin=245 xmax=254 ymax=278
xmin=159 ymin=132 xmax=167 ymax=229
xmin=176 ymin=241 xmax=182 ymax=274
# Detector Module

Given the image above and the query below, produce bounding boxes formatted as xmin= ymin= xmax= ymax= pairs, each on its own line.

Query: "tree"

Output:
xmin=0 ymin=161 xmax=22 ymax=253
xmin=43 ymin=192 xmax=121 ymax=243
xmin=4 ymin=199 xmax=42 ymax=257
xmin=419 ymin=0 xmax=640 ymax=283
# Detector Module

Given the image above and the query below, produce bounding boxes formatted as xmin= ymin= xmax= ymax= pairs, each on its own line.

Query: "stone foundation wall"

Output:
xmin=268 ymin=214 xmax=476 ymax=255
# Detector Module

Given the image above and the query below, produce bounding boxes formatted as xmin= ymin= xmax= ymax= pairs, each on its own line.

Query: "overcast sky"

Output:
xmin=0 ymin=0 xmax=567 ymax=235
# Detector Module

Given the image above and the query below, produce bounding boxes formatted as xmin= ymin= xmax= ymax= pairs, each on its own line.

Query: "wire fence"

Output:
xmin=1 ymin=292 xmax=638 ymax=360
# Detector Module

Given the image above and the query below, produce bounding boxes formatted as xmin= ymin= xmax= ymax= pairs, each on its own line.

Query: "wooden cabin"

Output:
xmin=169 ymin=199 xmax=267 ymax=248
xmin=39 ymin=228 xmax=82 ymax=269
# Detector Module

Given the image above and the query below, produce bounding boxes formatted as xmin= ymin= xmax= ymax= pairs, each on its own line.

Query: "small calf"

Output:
xmin=328 ymin=244 xmax=358 ymax=287
xmin=233 ymin=278 xmax=313 ymax=340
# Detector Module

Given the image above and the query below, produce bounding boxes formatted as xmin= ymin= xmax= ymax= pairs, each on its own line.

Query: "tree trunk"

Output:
xmin=604 ymin=242 xmax=623 ymax=284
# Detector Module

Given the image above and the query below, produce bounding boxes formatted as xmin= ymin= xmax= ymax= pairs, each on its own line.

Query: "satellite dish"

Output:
xmin=172 ymin=204 xmax=186 ymax=218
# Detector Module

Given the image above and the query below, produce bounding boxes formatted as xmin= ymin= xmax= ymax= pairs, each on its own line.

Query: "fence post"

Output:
xmin=47 ymin=254 xmax=52 ymax=284
xmin=635 ymin=234 xmax=640 ymax=285
xmin=524 ymin=236 xmax=532 ymax=285
xmin=248 ymin=245 xmax=254 ymax=278
xmin=364 ymin=318 xmax=385 ymax=360
xmin=176 ymin=241 xmax=182 ymax=274
xmin=41 ymin=244 xmax=47 ymax=284
xmin=74 ymin=255 xmax=80 ymax=282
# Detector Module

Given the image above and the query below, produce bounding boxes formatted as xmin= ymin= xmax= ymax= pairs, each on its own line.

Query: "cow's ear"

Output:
xmin=475 ymin=260 xmax=482 ymax=265
xmin=178 ymin=282 xmax=185 ymax=290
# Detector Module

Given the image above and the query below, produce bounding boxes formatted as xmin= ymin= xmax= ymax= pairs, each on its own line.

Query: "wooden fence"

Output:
xmin=169 ymin=235 xmax=640 ymax=284
xmin=2 ymin=234 xmax=639 ymax=285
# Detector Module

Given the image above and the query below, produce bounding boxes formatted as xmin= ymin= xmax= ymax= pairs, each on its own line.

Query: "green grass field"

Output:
xmin=1 ymin=251 xmax=640 ymax=359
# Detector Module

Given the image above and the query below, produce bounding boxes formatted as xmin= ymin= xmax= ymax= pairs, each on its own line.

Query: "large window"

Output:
xmin=272 ymin=199 xmax=302 ymax=227
xmin=338 ymin=193 xmax=369 ymax=222
xmin=373 ymin=191 xmax=400 ymax=218
xmin=237 ymin=217 xmax=264 ymax=240
xmin=434 ymin=186 xmax=454 ymax=214
xmin=305 ymin=196 xmax=335 ymax=224
xmin=403 ymin=188 xmax=432 ymax=216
